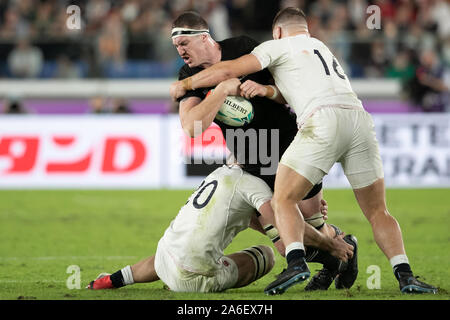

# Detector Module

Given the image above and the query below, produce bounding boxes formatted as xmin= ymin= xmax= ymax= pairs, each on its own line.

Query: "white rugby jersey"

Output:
xmin=161 ymin=165 xmax=272 ymax=275
xmin=252 ymin=34 xmax=363 ymax=126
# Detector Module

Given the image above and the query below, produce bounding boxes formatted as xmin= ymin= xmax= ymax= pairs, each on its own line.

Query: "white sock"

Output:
xmin=285 ymin=242 xmax=305 ymax=257
xmin=390 ymin=254 xmax=409 ymax=269
xmin=120 ymin=265 xmax=135 ymax=285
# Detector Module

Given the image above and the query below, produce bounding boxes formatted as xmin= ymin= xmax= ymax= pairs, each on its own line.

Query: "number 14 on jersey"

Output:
xmin=313 ymin=49 xmax=346 ymax=80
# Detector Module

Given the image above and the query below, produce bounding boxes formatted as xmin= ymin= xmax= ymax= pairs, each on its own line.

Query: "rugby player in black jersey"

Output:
xmin=171 ymin=11 xmax=357 ymax=291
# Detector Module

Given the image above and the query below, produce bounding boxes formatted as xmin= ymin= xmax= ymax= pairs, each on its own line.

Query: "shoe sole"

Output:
xmin=401 ymin=285 xmax=437 ymax=294
xmin=264 ymin=271 xmax=310 ymax=295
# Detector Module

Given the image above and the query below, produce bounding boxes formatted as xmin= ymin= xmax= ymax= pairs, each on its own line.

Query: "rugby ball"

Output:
xmin=208 ymin=91 xmax=254 ymax=127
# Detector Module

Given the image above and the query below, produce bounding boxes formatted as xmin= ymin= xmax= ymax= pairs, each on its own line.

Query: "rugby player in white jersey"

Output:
xmin=87 ymin=165 xmax=353 ymax=292
xmin=169 ymin=7 xmax=437 ymax=295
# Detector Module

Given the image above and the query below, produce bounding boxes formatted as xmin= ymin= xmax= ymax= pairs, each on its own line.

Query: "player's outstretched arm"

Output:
xmin=170 ymin=54 xmax=262 ymax=101
xmin=256 ymin=200 xmax=353 ymax=261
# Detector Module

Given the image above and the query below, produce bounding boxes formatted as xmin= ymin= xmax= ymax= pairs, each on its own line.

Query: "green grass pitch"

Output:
xmin=0 ymin=188 xmax=449 ymax=300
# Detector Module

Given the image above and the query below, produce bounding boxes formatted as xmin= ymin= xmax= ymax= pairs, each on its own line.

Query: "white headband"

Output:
xmin=171 ymin=27 xmax=210 ymax=39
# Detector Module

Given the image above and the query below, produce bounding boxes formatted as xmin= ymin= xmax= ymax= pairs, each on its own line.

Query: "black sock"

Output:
xmin=286 ymin=249 xmax=305 ymax=267
xmin=110 ymin=270 xmax=125 ymax=288
xmin=393 ymin=263 xmax=412 ymax=280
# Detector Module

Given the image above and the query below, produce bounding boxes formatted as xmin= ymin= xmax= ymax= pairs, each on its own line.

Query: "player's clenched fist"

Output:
xmin=239 ymin=80 xmax=268 ymax=99
xmin=330 ymin=234 xmax=354 ymax=262
xmin=216 ymin=78 xmax=242 ymax=96
xmin=170 ymin=79 xmax=189 ymax=101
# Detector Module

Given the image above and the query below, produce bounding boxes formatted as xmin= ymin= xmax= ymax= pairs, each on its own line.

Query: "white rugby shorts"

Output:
xmin=280 ymin=105 xmax=384 ymax=189
xmin=154 ymin=239 xmax=239 ymax=293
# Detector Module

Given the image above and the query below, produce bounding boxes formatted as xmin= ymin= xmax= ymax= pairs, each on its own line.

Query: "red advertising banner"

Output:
xmin=0 ymin=116 xmax=163 ymax=188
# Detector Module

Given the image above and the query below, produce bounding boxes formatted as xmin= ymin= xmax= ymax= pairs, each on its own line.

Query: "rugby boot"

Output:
xmin=86 ymin=273 xmax=114 ymax=290
xmin=335 ymin=234 xmax=358 ymax=289
xmin=264 ymin=258 xmax=310 ymax=295
xmin=305 ymin=267 xmax=338 ymax=291
xmin=398 ymin=272 xmax=437 ymax=294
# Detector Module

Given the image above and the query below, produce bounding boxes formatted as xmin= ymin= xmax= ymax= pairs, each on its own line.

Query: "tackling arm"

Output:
xmin=256 ymin=200 xmax=353 ymax=261
xmin=239 ymin=80 xmax=288 ymax=105
xmin=170 ymin=54 xmax=262 ymax=101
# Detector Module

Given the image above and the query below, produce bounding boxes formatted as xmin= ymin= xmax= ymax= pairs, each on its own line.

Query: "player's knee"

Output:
xmin=271 ymin=194 xmax=295 ymax=213
xmin=366 ymin=207 xmax=392 ymax=224
xmin=270 ymin=198 xmax=279 ymax=213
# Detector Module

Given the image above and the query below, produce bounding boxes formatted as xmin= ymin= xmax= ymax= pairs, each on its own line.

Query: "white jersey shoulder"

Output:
xmin=252 ymin=35 xmax=363 ymax=124
xmin=161 ymin=165 xmax=272 ymax=275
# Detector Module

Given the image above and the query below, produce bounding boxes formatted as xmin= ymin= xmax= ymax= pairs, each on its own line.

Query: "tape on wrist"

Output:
xmin=183 ymin=77 xmax=193 ymax=91
xmin=267 ymin=85 xmax=278 ymax=100
xmin=263 ymin=224 xmax=280 ymax=243
xmin=305 ymin=212 xmax=325 ymax=229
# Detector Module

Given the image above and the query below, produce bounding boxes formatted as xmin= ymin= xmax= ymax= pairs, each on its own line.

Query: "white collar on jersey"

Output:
xmin=171 ymin=27 xmax=210 ymax=39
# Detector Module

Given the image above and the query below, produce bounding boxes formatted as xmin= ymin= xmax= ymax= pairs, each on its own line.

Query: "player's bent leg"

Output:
xmin=353 ymin=178 xmax=406 ymax=260
xmin=271 ymin=163 xmax=312 ymax=248
xmin=353 ymin=178 xmax=437 ymax=294
xmin=264 ymin=164 xmax=316 ymax=295
xmin=87 ymin=255 xmax=159 ymax=290
xmin=131 ymin=255 xmax=159 ymax=283
xmin=227 ymin=245 xmax=275 ymax=288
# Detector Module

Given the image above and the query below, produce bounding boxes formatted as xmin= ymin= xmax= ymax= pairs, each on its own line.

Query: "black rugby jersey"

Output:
xmin=177 ymin=36 xmax=298 ymax=190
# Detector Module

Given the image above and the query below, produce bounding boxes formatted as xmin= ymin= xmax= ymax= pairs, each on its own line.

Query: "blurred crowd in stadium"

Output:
xmin=0 ymin=0 xmax=448 ymax=113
